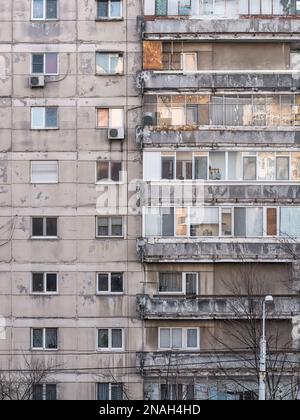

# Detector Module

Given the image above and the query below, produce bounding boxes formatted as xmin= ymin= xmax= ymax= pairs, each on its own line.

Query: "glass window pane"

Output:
xmin=98 ymin=274 xmax=109 ymax=292
xmin=190 ymin=207 xmax=219 ymax=237
xmin=111 ymin=384 xmax=123 ymax=400
xmin=162 ymin=157 xmax=174 ymax=180
xmin=32 ymin=328 xmax=43 ymax=348
xmin=111 ymin=162 xmax=122 ymax=182
xmin=46 ymin=273 xmax=57 ymax=292
xmin=46 ymin=0 xmax=57 ymax=19
xmin=110 ymin=0 xmax=122 ymax=17
xmin=32 ymin=218 xmax=44 ymax=236
xmin=45 ymin=108 xmax=58 ymax=128
xmin=246 ymin=208 xmax=263 ymax=236
xmin=111 ymin=329 xmax=122 ymax=348
xmin=222 ymin=208 xmax=232 ymax=236
xmin=234 ymin=208 xmax=246 ymax=236
xmin=159 ymin=273 xmax=182 ymax=293
xmin=162 ymin=207 xmax=174 ymax=236
xmin=111 ymin=217 xmax=122 ymax=236
xmin=176 ymin=208 xmax=188 ymax=236
xmin=187 ymin=329 xmax=198 ymax=348
xmin=32 ymin=107 xmax=44 ymax=129
xmin=97 ymin=109 xmax=109 ymax=128
xmin=97 ymin=217 xmax=109 ymax=236
xmin=110 ymin=108 xmax=124 ymax=128
xmin=267 ymin=208 xmax=277 ymax=236
xmin=97 ymin=161 xmax=109 ymax=181
xmin=46 ymin=218 xmax=57 ymax=236
xmin=45 ymin=328 xmax=57 ymax=349
xmin=110 ymin=54 xmax=123 ymax=74
xmin=160 ymin=329 xmax=170 ymax=348
xmin=276 ymin=157 xmax=289 ymax=180
xmin=31 ymin=162 xmax=58 ymax=183
xmin=97 ymin=383 xmax=109 ymax=400
xmin=194 ymin=156 xmax=208 ymax=180
xmin=172 ymin=328 xmax=182 ymax=348
xmin=45 ymin=53 xmax=58 ymax=74
xmin=32 ymin=384 xmax=43 ymax=400
xmin=280 ymin=208 xmax=300 ymax=236
xmin=228 ymin=152 xmax=242 ymax=180
xmin=32 ymin=54 xmax=44 ymax=74
xmin=258 ymin=152 xmax=275 ymax=181
xmin=33 ymin=0 xmax=44 ymax=19
xmin=32 ymin=273 xmax=44 ymax=293
xmin=46 ymin=384 xmax=57 ymax=400
xmin=292 ymin=153 xmax=300 ymax=180
xmin=96 ymin=53 xmax=110 ymax=74
xmin=144 ymin=208 xmax=161 ymax=236
xmin=209 ymin=152 xmax=225 ymax=180
xmin=185 ymin=273 xmax=197 ymax=295
xmin=98 ymin=329 xmax=109 ymax=348
xmin=155 ymin=0 xmax=168 ymax=16
xmin=111 ymin=273 xmax=123 ymax=292
xmin=243 ymin=157 xmax=256 ymax=180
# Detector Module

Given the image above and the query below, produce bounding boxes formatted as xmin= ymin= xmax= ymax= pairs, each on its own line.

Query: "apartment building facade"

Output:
xmin=0 ymin=0 xmax=300 ymax=401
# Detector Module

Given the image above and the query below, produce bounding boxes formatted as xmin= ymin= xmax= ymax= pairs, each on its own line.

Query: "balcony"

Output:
xmin=137 ymin=237 xmax=300 ymax=263
xmin=136 ymin=294 xmax=300 ymax=320
xmin=137 ymin=126 xmax=300 ymax=147
xmin=137 ymin=351 xmax=298 ymax=376
xmin=138 ymin=71 xmax=300 ymax=91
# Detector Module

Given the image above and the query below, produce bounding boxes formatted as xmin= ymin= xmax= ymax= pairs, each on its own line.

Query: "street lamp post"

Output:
xmin=259 ymin=295 xmax=274 ymax=401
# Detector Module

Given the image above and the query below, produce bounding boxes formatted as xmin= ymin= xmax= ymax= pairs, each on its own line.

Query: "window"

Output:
xmin=97 ymin=0 xmax=122 ymax=18
xmin=176 ymin=154 xmax=193 ymax=180
xmin=280 ymin=207 xmax=300 ymax=237
xmin=96 ymin=216 xmax=123 ymax=237
xmin=97 ymin=108 xmax=124 ymax=128
xmin=32 ymin=328 xmax=58 ymax=350
xmin=97 ymin=383 xmax=123 ymax=400
xmin=31 ymin=161 xmax=58 ymax=183
xmin=162 ymin=156 xmax=175 ymax=180
xmin=97 ymin=273 xmax=123 ymax=294
xmin=32 ymin=384 xmax=57 ymax=400
xmin=32 ymin=0 xmax=58 ymax=20
xmin=158 ymin=272 xmax=198 ymax=295
xmin=31 ymin=107 xmax=58 ymax=129
xmin=32 ymin=217 xmax=58 ymax=238
xmin=31 ymin=53 xmax=58 ymax=75
xmin=209 ymin=152 xmax=225 ymax=180
xmin=182 ymin=53 xmax=197 ymax=71
xmin=96 ymin=52 xmax=123 ymax=75
xmin=97 ymin=328 xmax=123 ymax=350
xmin=159 ymin=328 xmax=199 ymax=350
xmin=96 ymin=161 xmax=122 ymax=182
xmin=161 ymin=384 xmax=194 ymax=401
xmin=32 ymin=273 xmax=58 ymax=294
xmin=234 ymin=208 xmax=263 ymax=237
xmin=190 ymin=207 xmax=219 ymax=237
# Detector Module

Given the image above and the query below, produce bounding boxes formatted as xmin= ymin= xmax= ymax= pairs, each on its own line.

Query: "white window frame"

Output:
xmin=96 ymin=383 xmax=124 ymax=401
xmin=158 ymin=327 xmax=200 ymax=351
xmin=31 ymin=107 xmax=58 ymax=130
xmin=31 ymin=53 xmax=59 ymax=76
xmin=181 ymin=52 xmax=197 ymax=72
xmin=31 ymin=216 xmax=58 ymax=239
xmin=96 ymin=272 xmax=124 ymax=295
xmin=97 ymin=328 xmax=124 ymax=351
xmin=158 ymin=272 xmax=198 ymax=295
xmin=31 ymin=0 xmax=59 ymax=21
xmin=31 ymin=328 xmax=58 ymax=351
xmin=96 ymin=216 xmax=124 ymax=238
xmin=96 ymin=0 xmax=123 ymax=19
xmin=31 ymin=272 xmax=58 ymax=295
xmin=96 ymin=107 xmax=124 ymax=129
xmin=96 ymin=52 xmax=124 ymax=75
xmin=95 ymin=160 xmax=123 ymax=184
xmin=30 ymin=161 xmax=59 ymax=184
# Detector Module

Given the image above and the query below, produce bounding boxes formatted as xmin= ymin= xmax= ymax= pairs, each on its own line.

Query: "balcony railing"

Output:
xmin=137 ymin=350 xmax=299 ymax=375
xmin=144 ymin=0 xmax=300 ymax=18
xmin=137 ymin=237 xmax=300 ymax=262
xmin=137 ymin=294 xmax=300 ymax=319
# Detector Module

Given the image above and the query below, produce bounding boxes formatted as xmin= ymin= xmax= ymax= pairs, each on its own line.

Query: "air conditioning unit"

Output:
xmin=143 ymin=113 xmax=154 ymax=126
xmin=108 ymin=127 xmax=125 ymax=140
xmin=29 ymin=76 xmax=45 ymax=88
